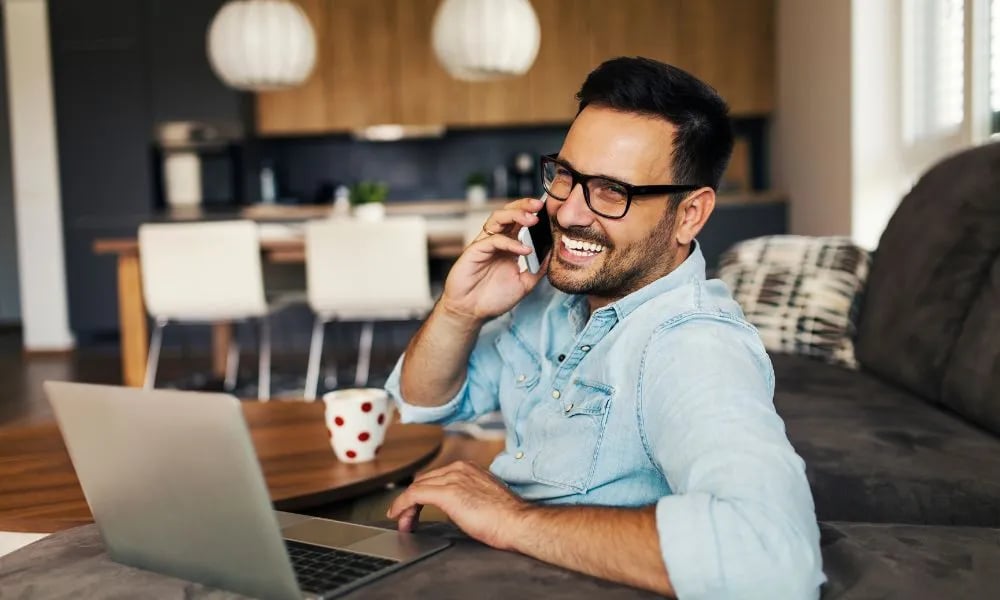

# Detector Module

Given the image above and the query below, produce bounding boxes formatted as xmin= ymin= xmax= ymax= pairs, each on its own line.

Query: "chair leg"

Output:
xmin=355 ymin=321 xmax=374 ymax=388
xmin=305 ymin=316 xmax=325 ymax=401
xmin=224 ymin=323 xmax=240 ymax=392
xmin=144 ymin=319 xmax=166 ymax=390
xmin=323 ymin=320 xmax=338 ymax=391
xmin=258 ymin=317 xmax=271 ymax=402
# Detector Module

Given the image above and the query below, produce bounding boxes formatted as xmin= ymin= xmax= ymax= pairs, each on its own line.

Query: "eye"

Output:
xmin=596 ymin=180 xmax=627 ymax=197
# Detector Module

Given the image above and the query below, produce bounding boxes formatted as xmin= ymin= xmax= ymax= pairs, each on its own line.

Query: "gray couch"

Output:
xmin=771 ymin=142 xmax=1000 ymax=597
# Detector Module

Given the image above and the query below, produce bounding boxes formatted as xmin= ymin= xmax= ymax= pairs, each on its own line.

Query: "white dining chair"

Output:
xmin=139 ymin=220 xmax=276 ymax=400
xmin=304 ymin=216 xmax=434 ymax=400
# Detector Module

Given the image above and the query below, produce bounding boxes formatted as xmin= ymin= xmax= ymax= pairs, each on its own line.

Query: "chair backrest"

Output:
xmin=139 ymin=220 xmax=268 ymax=321
xmin=305 ymin=216 xmax=433 ymax=317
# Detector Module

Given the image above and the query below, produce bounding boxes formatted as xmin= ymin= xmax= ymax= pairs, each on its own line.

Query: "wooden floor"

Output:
xmin=0 ymin=327 xmax=504 ymax=525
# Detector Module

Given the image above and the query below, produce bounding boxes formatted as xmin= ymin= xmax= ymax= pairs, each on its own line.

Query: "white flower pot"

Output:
xmin=352 ymin=202 xmax=385 ymax=221
xmin=466 ymin=184 xmax=488 ymax=206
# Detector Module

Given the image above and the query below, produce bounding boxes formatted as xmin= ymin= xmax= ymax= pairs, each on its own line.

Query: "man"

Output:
xmin=384 ymin=57 xmax=824 ymax=599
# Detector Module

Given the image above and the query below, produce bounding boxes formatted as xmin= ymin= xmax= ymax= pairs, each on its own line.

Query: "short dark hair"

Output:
xmin=576 ymin=57 xmax=734 ymax=191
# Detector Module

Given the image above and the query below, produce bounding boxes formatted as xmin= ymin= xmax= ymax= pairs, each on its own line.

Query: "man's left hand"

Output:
xmin=386 ymin=461 xmax=527 ymax=550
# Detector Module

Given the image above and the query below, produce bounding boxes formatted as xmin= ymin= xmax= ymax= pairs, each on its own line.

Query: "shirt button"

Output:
xmin=557 ymin=354 xmax=566 ymax=362
xmin=563 ymin=403 xmax=573 ymax=413
xmin=551 ymin=390 xmax=561 ymax=399
xmin=581 ymin=345 xmax=591 ymax=352
xmin=515 ymin=451 xmax=525 ymax=459
xmin=516 ymin=374 xmax=526 ymax=383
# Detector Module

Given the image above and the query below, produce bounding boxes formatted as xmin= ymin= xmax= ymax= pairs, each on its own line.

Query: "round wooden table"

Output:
xmin=0 ymin=401 xmax=443 ymax=533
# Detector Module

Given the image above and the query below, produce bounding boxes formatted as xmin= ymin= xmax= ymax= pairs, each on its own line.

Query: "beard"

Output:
xmin=547 ymin=206 xmax=678 ymax=299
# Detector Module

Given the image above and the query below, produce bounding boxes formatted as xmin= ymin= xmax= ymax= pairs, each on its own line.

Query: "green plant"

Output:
xmin=349 ymin=181 xmax=389 ymax=205
xmin=465 ymin=172 xmax=488 ymax=188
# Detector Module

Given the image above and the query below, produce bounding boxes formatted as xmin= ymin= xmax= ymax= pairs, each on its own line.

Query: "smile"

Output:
xmin=560 ymin=235 xmax=605 ymax=257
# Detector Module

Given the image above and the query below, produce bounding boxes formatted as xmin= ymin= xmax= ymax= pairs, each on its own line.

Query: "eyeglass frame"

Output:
xmin=539 ymin=153 xmax=704 ymax=220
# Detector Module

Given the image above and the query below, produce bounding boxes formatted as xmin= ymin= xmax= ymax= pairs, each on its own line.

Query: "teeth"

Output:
xmin=561 ymin=235 xmax=604 ymax=255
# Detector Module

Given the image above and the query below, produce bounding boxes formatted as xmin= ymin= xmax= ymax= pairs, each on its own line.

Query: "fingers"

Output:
xmin=387 ymin=481 xmax=453 ymax=521
xmin=466 ymin=231 xmax=533 ymax=259
xmin=503 ymin=197 xmax=544 ymax=212
xmin=520 ymin=251 xmax=552 ymax=287
xmin=479 ymin=209 xmax=537 ymax=240
xmin=397 ymin=504 xmax=423 ymax=533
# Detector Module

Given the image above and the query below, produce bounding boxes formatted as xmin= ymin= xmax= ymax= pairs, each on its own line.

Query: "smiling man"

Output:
xmin=384 ymin=57 xmax=824 ymax=599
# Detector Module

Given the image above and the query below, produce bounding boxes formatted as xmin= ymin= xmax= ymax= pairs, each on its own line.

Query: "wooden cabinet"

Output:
xmin=256 ymin=0 xmax=774 ymax=135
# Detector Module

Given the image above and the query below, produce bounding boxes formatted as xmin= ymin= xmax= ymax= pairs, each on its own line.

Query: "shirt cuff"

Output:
xmin=384 ymin=354 xmax=468 ymax=424
xmin=655 ymin=493 xmax=720 ymax=599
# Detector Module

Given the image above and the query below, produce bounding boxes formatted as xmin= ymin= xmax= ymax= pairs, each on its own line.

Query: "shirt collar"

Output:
xmin=596 ymin=240 xmax=707 ymax=321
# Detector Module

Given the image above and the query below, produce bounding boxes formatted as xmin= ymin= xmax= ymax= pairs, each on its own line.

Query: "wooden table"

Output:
xmin=0 ymin=402 xmax=443 ymax=533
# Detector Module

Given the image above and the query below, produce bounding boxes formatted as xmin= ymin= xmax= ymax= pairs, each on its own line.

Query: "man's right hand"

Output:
xmin=439 ymin=197 xmax=550 ymax=323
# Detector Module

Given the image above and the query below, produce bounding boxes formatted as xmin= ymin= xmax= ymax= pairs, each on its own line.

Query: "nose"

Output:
xmin=553 ymin=183 xmax=595 ymax=229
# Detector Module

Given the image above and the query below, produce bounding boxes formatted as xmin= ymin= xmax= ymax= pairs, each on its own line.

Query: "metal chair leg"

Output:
xmin=258 ymin=317 xmax=271 ymax=402
xmin=322 ymin=319 xmax=339 ymax=391
xmin=305 ymin=316 xmax=325 ymax=401
xmin=355 ymin=321 xmax=374 ymax=388
xmin=224 ymin=323 xmax=240 ymax=392
xmin=144 ymin=319 xmax=166 ymax=390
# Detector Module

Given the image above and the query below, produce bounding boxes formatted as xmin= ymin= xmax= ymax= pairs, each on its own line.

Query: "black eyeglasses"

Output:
xmin=539 ymin=153 xmax=702 ymax=219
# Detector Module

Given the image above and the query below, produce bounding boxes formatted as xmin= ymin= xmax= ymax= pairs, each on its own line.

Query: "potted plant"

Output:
xmin=465 ymin=172 xmax=488 ymax=206
xmin=350 ymin=181 xmax=389 ymax=221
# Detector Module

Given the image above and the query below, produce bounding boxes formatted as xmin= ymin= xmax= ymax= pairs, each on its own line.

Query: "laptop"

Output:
xmin=44 ymin=381 xmax=450 ymax=599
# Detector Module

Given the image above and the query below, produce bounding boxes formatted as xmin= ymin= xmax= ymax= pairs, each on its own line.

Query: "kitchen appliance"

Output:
xmin=153 ymin=121 xmax=244 ymax=210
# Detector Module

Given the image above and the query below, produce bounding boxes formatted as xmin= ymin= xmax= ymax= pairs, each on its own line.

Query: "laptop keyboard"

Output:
xmin=286 ymin=539 xmax=399 ymax=595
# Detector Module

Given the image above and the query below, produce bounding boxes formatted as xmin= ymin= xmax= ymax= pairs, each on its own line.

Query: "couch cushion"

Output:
xmin=855 ymin=142 xmax=1000 ymax=403
xmin=772 ymin=353 xmax=1000 ymax=527
xmin=718 ymin=235 xmax=870 ymax=369
xmin=819 ymin=521 xmax=1000 ymax=599
xmin=942 ymin=254 xmax=1000 ymax=435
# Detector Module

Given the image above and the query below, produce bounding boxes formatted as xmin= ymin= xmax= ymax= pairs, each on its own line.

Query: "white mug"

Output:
xmin=322 ymin=388 xmax=395 ymax=463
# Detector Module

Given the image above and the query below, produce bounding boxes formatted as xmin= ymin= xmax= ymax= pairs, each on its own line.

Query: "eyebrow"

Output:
xmin=556 ymin=155 xmax=634 ymax=186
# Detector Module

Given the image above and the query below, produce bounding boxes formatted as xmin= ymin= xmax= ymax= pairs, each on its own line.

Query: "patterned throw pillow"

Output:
xmin=717 ymin=236 xmax=871 ymax=369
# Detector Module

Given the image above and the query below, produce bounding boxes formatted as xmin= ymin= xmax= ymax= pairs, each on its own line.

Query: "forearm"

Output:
xmin=398 ymin=302 xmax=484 ymax=407
xmin=509 ymin=504 xmax=674 ymax=597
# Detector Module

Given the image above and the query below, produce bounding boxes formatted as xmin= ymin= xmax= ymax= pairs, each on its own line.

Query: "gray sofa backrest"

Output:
xmin=856 ymin=142 xmax=1000 ymax=434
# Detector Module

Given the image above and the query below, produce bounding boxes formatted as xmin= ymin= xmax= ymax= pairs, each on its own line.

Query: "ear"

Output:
xmin=674 ymin=188 xmax=716 ymax=245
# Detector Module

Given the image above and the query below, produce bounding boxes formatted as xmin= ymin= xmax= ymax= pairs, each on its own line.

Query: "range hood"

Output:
xmin=351 ymin=124 xmax=446 ymax=141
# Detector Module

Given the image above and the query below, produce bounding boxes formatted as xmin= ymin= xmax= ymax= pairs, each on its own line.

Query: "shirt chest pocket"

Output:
xmin=530 ymin=380 xmax=614 ymax=493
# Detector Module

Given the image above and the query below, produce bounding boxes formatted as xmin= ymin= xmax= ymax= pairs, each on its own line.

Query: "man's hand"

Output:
xmin=439 ymin=197 xmax=550 ymax=322
xmin=386 ymin=461 xmax=527 ymax=550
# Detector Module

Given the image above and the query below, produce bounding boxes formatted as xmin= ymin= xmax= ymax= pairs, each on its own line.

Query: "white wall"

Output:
xmin=772 ymin=0 xmax=853 ymax=238
xmin=3 ymin=0 xmax=73 ymax=350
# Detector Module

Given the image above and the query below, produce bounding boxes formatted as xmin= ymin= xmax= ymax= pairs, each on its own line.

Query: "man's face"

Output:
xmin=546 ymin=106 xmax=681 ymax=300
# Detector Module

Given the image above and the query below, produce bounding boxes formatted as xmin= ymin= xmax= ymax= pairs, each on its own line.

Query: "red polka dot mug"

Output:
xmin=322 ymin=388 xmax=395 ymax=463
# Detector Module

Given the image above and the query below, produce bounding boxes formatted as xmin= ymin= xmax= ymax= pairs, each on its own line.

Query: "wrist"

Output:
xmin=435 ymin=300 xmax=486 ymax=332
xmin=500 ymin=502 xmax=541 ymax=553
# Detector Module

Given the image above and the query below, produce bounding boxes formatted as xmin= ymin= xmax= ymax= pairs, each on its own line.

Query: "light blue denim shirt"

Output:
xmin=385 ymin=243 xmax=824 ymax=599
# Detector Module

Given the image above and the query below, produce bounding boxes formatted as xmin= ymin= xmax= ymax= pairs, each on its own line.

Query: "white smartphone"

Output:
xmin=517 ymin=196 xmax=553 ymax=274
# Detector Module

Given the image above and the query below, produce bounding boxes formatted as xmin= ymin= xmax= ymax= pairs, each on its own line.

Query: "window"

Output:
xmin=903 ymin=0 xmax=966 ymax=143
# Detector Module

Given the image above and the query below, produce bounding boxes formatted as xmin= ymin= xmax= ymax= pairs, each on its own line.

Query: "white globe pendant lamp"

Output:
xmin=207 ymin=0 xmax=317 ymax=91
xmin=432 ymin=0 xmax=541 ymax=82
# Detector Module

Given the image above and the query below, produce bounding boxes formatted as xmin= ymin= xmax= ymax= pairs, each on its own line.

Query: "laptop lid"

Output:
xmin=45 ymin=381 xmax=302 ymax=600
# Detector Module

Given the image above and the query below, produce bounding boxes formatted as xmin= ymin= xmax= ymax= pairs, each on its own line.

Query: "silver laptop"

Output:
xmin=45 ymin=381 xmax=450 ymax=599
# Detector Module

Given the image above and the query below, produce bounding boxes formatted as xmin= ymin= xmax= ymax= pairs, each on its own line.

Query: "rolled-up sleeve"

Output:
xmin=385 ymin=314 xmax=508 ymax=425
xmin=638 ymin=319 xmax=825 ymax=599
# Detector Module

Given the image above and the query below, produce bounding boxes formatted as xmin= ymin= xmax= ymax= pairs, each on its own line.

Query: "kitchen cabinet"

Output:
xmin=256 ymin=0 xmax=774 ymax=135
